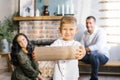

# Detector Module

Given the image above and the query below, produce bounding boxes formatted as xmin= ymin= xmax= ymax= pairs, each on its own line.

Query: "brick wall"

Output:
xmin=19 ymin=21 xmax=60 ymax=42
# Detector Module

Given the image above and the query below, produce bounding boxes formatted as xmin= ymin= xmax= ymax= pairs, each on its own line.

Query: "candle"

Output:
xmin=36 ymin=9 xmax=40 ymax=16
xmin=62 ymin=4 xmax=64 ymax=16
xmin=45 ymin=0 xmax=49 ymax=5
xmin=57 ymin=4 xmax=60 ymax=14
xmin=70 ymin=0 xmax=74 ymax=14
xmin=70 ymin=4 xmax=74 ymax=14
xmin=66 ymin=4 xmax=69 ymax=14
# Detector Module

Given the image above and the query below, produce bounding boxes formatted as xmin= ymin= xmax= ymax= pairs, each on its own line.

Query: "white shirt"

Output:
xmin=51 ymin=38 xmax=81 ymax=80
xmin=81 ymin=27 xmax=110 ymax=58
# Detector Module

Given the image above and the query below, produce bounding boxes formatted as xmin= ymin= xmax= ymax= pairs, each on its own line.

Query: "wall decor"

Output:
xmin=19 ymin=0 xmax=35 ymax=17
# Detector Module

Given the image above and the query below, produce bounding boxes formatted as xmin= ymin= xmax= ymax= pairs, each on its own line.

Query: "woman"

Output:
xmin=10 ymin=33 xmax=43 ymax=80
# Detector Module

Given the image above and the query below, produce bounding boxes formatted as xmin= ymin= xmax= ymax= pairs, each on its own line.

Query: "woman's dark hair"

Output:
xmin=10 ymin=33 xmax=34 ymax=66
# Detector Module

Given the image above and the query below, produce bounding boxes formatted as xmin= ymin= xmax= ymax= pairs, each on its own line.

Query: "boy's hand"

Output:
xmin=85 ymin=47 xmax=91 ymax=53
xmin=75 ymin=46 xmax=86 ymax=60
xmin=37 ymin=73 xmax=44 ymax=80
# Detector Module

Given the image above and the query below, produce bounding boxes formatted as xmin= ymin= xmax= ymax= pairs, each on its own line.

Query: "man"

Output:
xmin=80 ymin=16 xmax=110 ymax=80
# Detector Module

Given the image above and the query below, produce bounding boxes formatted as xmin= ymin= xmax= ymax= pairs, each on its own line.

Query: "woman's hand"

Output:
xmin=32 ymin=52 xmax=37 ymax=61
xmin=75 ymin=46 xmax=86 ymax=60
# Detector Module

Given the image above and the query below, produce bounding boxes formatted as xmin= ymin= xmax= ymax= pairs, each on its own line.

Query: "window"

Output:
xmin=99 ymin=0 xmax=120 ymax=46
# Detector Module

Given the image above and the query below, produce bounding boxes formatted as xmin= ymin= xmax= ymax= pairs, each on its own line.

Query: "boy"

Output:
xmin=51 ymin=16 xmax=85 ymax=80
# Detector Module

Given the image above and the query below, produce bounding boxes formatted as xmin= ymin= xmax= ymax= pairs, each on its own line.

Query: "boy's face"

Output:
xmin=60 ymin=23 xmax=78 ymax=41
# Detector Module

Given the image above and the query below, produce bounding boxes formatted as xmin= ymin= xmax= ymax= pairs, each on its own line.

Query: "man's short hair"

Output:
xmin=86 ymin=16 xmax=96 ymax=22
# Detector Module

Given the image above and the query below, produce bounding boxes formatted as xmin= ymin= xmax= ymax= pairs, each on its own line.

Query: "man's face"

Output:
xmin=86 ymin=18 xmax=96 ymax=33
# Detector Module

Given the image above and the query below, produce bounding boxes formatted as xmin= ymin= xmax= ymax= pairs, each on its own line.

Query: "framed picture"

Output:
xmin=19 ymin=0 xmax=35 ymax=17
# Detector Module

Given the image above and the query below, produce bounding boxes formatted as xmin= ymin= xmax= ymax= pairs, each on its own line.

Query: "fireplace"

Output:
xmin=14 ymin=16 xmax=62 ymax=45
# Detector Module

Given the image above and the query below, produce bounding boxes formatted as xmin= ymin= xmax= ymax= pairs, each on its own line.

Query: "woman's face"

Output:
xmin=17 ymin=35 xmax=28 ymax=48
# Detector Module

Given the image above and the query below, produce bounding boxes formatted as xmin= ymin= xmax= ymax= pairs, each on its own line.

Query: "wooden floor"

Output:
xmin=0 ymin=70 xmax=120 ymax=80
xmin=79 ymin=74 xmax=120 ymax=80
xmin=0 ymin=70 xmax=11 ymax=80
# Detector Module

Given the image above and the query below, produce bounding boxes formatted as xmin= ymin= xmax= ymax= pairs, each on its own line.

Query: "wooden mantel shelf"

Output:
xmin=13 ymin=16 xmax=63 ymax=21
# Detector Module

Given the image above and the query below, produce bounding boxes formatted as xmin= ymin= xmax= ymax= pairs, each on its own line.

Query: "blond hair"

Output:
xmin=60 ymin=16 xmax=77 ymax=30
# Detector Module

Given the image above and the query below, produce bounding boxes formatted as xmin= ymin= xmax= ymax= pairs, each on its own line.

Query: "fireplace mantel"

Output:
xmin=13 ymin=16 xmax=63 ymax=21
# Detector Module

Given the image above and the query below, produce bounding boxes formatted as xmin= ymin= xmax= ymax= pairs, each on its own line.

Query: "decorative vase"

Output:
xmin=0 ymin=39 xmax=10 ymax=52
xmin=36 ymin=9 xmax=40 ymax=16
xmin=42 ymin=5 xmax=49 ymax=16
